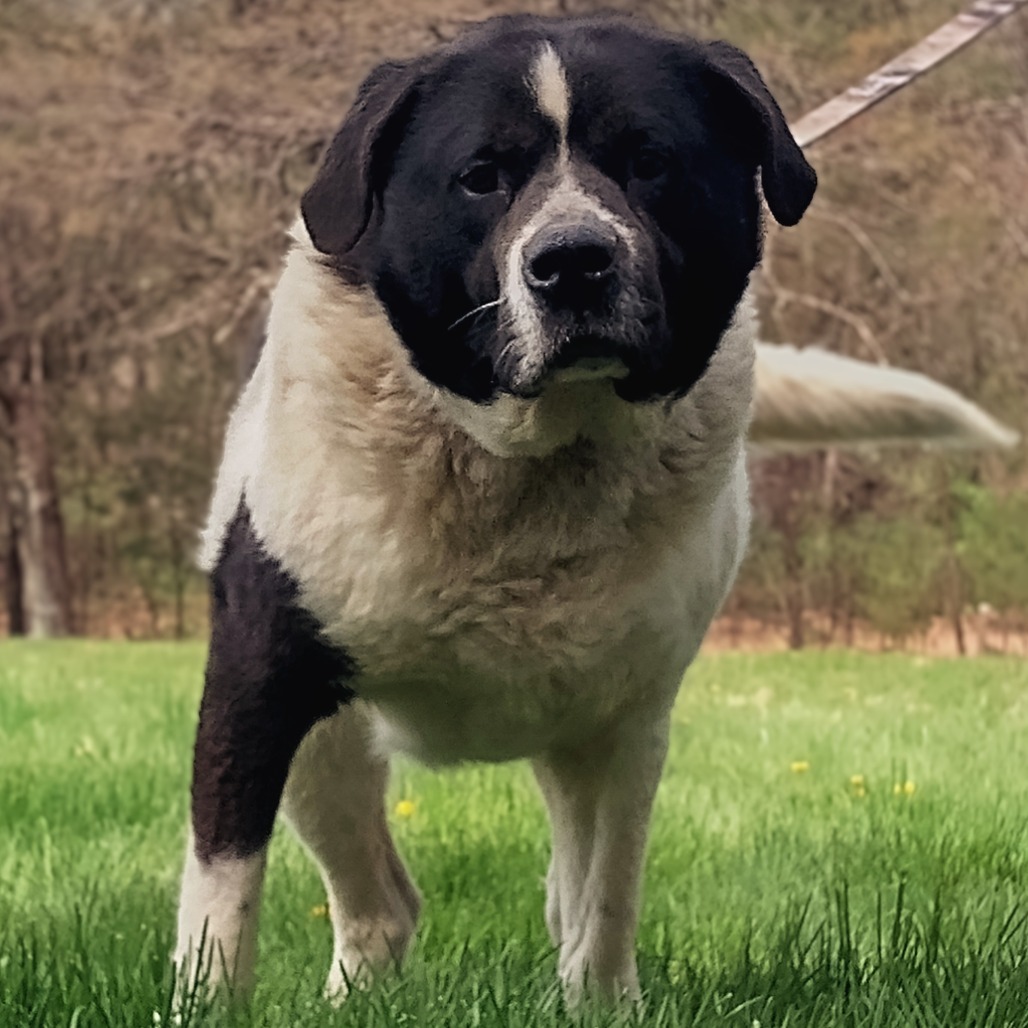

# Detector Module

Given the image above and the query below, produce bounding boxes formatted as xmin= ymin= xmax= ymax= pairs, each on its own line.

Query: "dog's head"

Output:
xmin=301 ymin=14 xmax=815 ymax=437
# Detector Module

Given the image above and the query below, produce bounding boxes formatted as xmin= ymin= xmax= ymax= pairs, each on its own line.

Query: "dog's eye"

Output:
xmin=458 ymin=161 xmax=501 ymax=196
xmin=630 ymin=149 xmax=670 ymax=182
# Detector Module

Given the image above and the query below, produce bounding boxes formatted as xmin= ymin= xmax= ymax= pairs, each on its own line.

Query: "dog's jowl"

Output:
xmin=174 ymin=13 xmax=815 ymax=1003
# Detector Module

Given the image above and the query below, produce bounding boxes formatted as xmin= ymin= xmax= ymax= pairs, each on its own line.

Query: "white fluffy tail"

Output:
xmin=750 ymin=343 xmax=1019 ymax=452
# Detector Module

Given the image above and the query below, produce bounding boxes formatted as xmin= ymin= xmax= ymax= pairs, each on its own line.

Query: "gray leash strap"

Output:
xmin=789 ymin=0 xmax=1028 ymax=149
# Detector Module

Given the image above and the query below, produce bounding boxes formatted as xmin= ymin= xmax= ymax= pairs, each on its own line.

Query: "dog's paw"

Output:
xmin=559 ymin=947 xmax=642 ymax=1009
xmin=322 ymin=911 xmax=417 ymax=1004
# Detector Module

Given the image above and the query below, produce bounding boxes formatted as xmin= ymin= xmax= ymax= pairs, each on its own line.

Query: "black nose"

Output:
xmin=523 ymin=223 xmax=617 ymax=308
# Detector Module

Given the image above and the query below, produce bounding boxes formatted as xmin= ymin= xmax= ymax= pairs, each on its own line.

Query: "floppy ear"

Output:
xmin=703 ymin=40 xmax=816 ymax=226
xmin=301 ymin=59 xmax=423 ymax=255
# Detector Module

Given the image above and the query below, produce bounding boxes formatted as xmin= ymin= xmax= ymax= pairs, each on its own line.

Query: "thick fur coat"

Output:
xmin=202 ymin=219 xmax=755 ymax=765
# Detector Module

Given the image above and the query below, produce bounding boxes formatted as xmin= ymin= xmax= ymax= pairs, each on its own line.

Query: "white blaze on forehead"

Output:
xmin=530 ymin=43 xmax=571 ymax=146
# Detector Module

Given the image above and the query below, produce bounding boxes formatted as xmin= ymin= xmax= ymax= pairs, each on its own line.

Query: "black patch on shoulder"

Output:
xmin=190 ymin=502 xmax=356 ymax=862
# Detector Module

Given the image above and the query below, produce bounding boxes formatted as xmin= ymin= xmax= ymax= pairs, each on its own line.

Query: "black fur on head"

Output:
xmin=301 ymin=13 xmax=816 ymax=405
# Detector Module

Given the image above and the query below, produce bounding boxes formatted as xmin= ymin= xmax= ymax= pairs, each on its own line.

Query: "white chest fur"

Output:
xmin=202 ymin=235 xmax=756 ymax=765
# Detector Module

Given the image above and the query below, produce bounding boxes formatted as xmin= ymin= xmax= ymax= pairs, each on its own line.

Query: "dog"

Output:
xmin=172 ymin=11 xmax=819 ymax=1004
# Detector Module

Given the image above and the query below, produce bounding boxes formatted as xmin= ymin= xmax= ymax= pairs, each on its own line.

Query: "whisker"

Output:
xmin=447 ymin=300 xmax=501 ymax=332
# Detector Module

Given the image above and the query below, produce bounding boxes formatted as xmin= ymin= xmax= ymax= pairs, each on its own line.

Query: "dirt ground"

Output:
xmin=704 ymin=612 xmax=1028 ymax=657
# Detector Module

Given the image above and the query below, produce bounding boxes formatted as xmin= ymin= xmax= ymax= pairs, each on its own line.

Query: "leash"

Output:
xmin=789 ymin=0 xmax=1028 ymax=148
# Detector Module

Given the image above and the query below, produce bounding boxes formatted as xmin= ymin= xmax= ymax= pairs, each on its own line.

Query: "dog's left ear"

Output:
xmin=702 ymin=40 xmax=816 ymax=226
xmin=301 ymin=58 xmax=426 ymax=256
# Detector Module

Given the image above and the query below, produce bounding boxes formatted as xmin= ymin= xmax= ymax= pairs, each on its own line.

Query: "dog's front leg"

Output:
xmin=534 ymin=709 xmax=670 ymax=1004
xmin=174 ymin=508 xmax=354 ymax=999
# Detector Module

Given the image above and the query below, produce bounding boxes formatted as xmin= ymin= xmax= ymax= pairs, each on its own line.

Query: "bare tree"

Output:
xmin=0 ymin=340 xmax=73 ymax=636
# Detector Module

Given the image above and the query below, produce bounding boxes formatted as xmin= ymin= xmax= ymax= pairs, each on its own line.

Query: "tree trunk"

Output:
xmin=783 ymin=536 xmax=806 ymax=650
xmin=945 ymin=552 xmax=967 ymax=657
xmin=2 ymin=342 xmax=73 ymax=637
xmin=0 ymin=478 xmax=27 ymax=635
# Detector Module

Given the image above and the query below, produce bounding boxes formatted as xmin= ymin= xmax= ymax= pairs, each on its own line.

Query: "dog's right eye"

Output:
xmin=629 ymin=148 xmax=671 ymax=183
xmin=458 ymin=161 xmax=501 ymax=196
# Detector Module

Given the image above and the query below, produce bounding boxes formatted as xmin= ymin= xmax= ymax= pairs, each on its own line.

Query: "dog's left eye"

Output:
xmin=458 ymin=161 xmax=502 ymax=196
xmin=630 ymin=149 xmax=670 ymax=182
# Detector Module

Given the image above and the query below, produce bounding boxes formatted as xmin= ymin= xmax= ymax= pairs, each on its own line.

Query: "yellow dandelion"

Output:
xmin=310 ymin=904 xmax=329 ymax=918
xmin=790 ymin=760 xmax=810 ymax=774
xmin=74 ymin=736 xmax=99 ymax=759
xmin=892 ymin=780 xmax=916 ymax=796
xmin=394 ymin=799 xmax=417 ymax=819
xmin=849 ymin=774 xmax=865 ymax=787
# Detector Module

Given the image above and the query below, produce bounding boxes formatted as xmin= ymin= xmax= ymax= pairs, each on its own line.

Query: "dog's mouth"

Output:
xmin=547 ymin=334 xmax=631 ymax=384
xmin=499 ymin=329 xmax=651 ymax=399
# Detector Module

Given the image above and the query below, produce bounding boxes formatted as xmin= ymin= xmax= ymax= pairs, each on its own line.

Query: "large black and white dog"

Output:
xmin=173 ymin=11 xmax=816 ymax=1003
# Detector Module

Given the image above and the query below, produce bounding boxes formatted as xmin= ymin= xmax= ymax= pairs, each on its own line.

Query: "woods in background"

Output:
xmin=1 ymin=0 xmax=1026 ymax=646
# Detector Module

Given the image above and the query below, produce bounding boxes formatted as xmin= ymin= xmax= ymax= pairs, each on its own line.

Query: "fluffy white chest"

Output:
xmin=353 ymin=461 xmax=749 ymax=764
xmin=229 ymin=425 xmax=747 ymax=764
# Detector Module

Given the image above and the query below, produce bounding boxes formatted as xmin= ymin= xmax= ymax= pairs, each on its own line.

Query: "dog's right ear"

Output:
xmin=301 ymin=59 xmax=424 ymax=256
xmin=702 ymin=40 xmax=816 ymax=227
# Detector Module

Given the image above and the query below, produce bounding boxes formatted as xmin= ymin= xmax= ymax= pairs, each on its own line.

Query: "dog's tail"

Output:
xmin=750 ymin=343 xmax=1019 ymax=452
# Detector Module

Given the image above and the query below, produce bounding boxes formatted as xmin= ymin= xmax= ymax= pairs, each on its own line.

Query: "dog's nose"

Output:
xmin=523 ymin=223 xmax=617 ymax=309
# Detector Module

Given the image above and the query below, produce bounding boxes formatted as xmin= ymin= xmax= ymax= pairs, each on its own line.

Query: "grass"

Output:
xmin=3 ymin=643 xmax=1028 ymax=1026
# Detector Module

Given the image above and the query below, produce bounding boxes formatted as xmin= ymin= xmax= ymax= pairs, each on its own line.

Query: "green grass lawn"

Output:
xmin=3 ymin=643 xmax=1028 ymax=1027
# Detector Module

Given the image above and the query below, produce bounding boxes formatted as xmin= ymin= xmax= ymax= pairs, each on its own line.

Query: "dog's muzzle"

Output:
xmin=522 ymin=218 xmax=619 ymax=316
xmin=518 ymin=214 xmax=639 ymax=383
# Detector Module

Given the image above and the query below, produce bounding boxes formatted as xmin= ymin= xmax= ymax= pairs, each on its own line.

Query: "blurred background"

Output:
xmin=1 ymin=0 xmax=1025 ymax=651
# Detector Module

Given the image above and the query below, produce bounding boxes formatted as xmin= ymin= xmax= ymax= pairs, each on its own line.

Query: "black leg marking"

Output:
xmin=191 ymin=502 xmax=356 ymax=862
